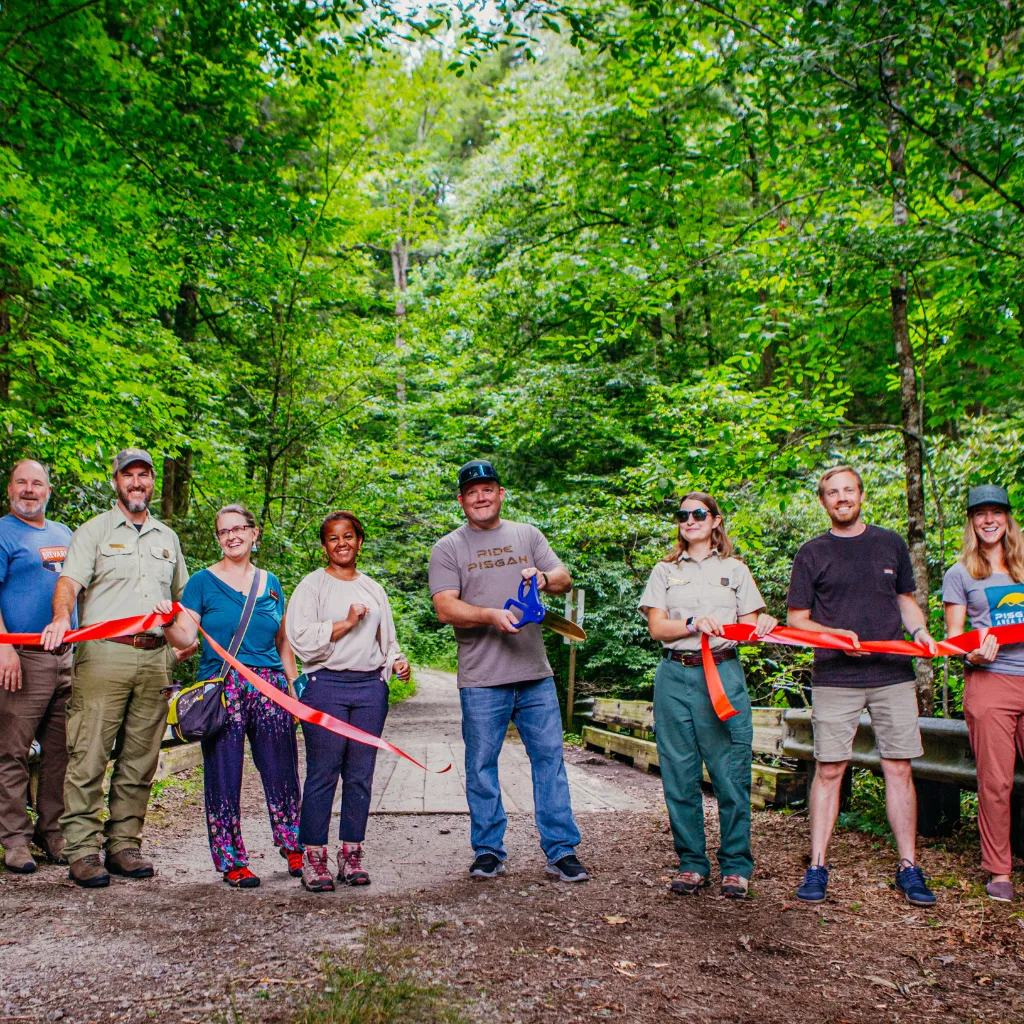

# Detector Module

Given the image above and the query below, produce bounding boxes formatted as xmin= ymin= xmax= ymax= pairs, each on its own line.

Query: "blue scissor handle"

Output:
xmin=503 ymin=576 xmax=545 ymax=630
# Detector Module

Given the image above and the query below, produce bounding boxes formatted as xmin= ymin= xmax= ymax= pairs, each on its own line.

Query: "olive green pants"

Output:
xmin=653 ymin=656 xmax=754 ymax=879
xmin=60 ymin=640 xmax=174 ymax=864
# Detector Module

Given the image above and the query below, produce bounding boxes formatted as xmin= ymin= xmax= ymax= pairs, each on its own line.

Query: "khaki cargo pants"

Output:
xmin=61 ymin=639 xmax=174 ymax=864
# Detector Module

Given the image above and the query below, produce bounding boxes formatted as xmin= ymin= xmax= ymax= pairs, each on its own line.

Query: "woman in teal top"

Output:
xmin=158 ymin=504 xmax=302 ymax=888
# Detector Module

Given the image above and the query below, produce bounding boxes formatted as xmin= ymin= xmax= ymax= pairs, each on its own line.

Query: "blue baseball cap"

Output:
xmin=967 ymin=484 xmax=1011 ymax=512
xmin=458 ymin=460 xmax=500 ymax=491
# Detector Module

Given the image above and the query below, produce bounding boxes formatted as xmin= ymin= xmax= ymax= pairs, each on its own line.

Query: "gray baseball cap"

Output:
xmin=112 ymin=448 xmax=155 ymax=475
xmin=967 ymin=484 xmax=1011 ymax=512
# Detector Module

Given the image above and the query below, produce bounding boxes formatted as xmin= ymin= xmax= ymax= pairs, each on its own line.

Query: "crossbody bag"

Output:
xmin=167 ymin=568 xmax=266 ymax=743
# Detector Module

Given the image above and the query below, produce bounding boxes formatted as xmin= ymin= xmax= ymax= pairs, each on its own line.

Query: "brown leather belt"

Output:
xmin=14 ymin=643 xmax=71 ymax=657
xmin=663 ymin=648 xmax=737 ymax=667
xmin=106 ymin=634 xmax=166 ymax=650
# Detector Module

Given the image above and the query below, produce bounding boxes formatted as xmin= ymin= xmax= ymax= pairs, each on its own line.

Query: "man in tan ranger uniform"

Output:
xmin=42 ymin=448 xmax=191 ymax=888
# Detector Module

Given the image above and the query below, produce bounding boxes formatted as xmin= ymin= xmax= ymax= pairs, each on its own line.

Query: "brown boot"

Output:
xmin=105 ymin=847 xmax=154 ymax=879
xmin=4 ymin=846 xmax=36 ymax=874
xmin=32 ymin=832 xmax=67 ymax=865
xmin=68 ymin=854 xmax=110 ymax=888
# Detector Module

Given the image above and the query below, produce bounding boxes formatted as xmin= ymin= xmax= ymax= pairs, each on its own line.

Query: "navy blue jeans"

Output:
xmin=298 ymin=671 xmax=389 ymax=846
xmin=460 ymin=676 xmax=581 ymax=865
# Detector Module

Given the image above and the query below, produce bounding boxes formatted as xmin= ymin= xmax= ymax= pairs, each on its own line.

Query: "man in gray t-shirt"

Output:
xmin=429 ymin=460 xmax=588 ymax=883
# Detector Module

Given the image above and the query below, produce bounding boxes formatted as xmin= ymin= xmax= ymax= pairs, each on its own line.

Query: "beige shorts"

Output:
xmin=811 ymin=680 xmax=923 ymax=762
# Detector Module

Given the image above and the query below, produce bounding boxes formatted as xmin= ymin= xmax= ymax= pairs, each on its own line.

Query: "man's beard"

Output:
xmin=10 ymin=495 xmax=47 ymax=519
xmin=117 ymin=484 xmax=152 ymax=514
xmin=831 ymin=504 xmax=859 ymax=523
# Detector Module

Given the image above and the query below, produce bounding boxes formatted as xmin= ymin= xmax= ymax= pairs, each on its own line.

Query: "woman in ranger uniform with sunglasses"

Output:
xmin=638 ymin=492 xmax=777 ymax=899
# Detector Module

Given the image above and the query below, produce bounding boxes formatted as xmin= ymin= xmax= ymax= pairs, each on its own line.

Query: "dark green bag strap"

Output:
xmin=218 ymin=567 xmax=265 ymax=679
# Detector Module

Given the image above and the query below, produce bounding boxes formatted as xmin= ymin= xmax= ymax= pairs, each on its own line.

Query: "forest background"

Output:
xmin=1 ymin=0 xmax=1021 ymax=717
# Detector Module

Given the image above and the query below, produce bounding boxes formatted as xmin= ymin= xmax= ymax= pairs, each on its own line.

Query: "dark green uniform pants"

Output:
xmin=653 ymin=656 xmax=754 ymax=879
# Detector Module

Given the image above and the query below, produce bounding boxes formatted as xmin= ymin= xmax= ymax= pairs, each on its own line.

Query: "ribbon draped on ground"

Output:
xmin=0 ymin=605 xmax=450 ymax=774
xmin=700 ymin=622 xmax=1024 ymax=722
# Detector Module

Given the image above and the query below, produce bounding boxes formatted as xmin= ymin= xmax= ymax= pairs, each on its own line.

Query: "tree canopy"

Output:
xmin=2 ymin=0 xmax=1021 ymax=712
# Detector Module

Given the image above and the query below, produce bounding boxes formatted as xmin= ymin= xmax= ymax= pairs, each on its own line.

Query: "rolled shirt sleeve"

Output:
xmin=638 ymin=563 xmax=669 ymax=613
xmin=60 ymin=519 xmax=100 ymax=591
xmin=285 ymin=574 xmax=335 ymax=664
xmin=735 ymin=564 xmax=766 ymax=617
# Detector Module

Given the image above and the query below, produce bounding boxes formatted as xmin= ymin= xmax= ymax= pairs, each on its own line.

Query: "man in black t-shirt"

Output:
xmin=787 ymin=466 xmax=939 ymax=907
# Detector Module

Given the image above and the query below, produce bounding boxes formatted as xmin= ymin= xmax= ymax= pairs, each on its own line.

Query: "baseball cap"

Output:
xmin=112 ymin=448 xmax=155 ymax=474
xmin=967 ymin=484 xmax=1011 ymax=512
xmin=458 ymin=460 xmax=500 ymax=491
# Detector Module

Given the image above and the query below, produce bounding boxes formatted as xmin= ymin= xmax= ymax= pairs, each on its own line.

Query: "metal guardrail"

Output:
xmin=781 ymin=709 xmax=1024 ymax=791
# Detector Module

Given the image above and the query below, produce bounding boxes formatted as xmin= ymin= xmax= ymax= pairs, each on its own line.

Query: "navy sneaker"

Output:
xmin=895 ymin=860 xmax=936 ymax=907
xmin=469 ymin=853 xmax=505 ymax=879
xmin=546 ymin=854 xmax=590 ymax=883
xmin=796 ymin=863 xmax=830 ymax=903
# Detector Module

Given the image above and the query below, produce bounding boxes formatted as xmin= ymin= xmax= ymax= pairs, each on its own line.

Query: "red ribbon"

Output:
xmin=699 ymin=622 xmax=1024 ymax=722
xmin=2 ymin=606 xmax=450 ymax=774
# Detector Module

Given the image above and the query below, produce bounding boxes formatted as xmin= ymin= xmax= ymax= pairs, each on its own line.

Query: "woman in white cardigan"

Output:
xmin=286 ymin=510 xmax=410 ymax=892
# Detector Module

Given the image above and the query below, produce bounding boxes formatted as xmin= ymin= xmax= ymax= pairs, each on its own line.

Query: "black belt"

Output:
xmin=106 ymin=633 xmax=166 ymax=651
xmin=663 ymin=648 xmax=737 ymax=667
xmin=14 ymin=643 xmax=71 ymax=657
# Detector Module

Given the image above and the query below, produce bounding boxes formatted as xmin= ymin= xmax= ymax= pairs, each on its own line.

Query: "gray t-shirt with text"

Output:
xmin=428 ymin=520 xmax=566 ymax=688
xmin=942 ymin=561 xmax=1024 ymax=676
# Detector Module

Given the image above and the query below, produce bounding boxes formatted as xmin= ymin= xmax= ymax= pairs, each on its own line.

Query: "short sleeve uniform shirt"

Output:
xmin=638 ymin=551 xmax=765 ymax=652
xmin=60 ymin=506 xmax=188 ymax=629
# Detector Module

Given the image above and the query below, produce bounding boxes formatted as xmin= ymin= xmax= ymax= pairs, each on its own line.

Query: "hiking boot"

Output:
xmin=280 ymin=847 xmax=304 ymax=878
xmin=722 ymin=874 xmax=749 ymax=899
xmin=796 ymin=863 xmax=830 ymax=903
xmin=469 ymin=853 xmax=505 ymax=879
xmin=301 ymin=848 xmax=335 ymax=892
xmin=3 ymin=846 xmax=36 ymax=874
xmin=106 ymin=848 xmax=154 ymax=879
xmin=338 ymin=843 xmax=370 ymax=886
xmin=895 ymin=860 xmax=936 ymax=907
xmin=546 ymin=854 xmax=590 ymax=883
xmin=670 ymin=871 xmax=709 ymax=896
xmin=223 ymin=866 xmax=260 ymax=888
xmin=68 ymin=854 xmax=110 ymax=888
xmin=32 ymin=832 xmax=67 ymax=865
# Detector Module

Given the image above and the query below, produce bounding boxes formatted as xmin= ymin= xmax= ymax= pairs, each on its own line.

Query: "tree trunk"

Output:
xmin=161 ymin=457 xmax=176 ymax=521
xmin=0 ymin=291 xmax=10 ymax=406
xmin=884 ymin=39 xmax=934 ymax=712
xmin=391 ymin=238 xmax=408 ymax=404
xmin=161 ymin=281 xmax=197 ymax=523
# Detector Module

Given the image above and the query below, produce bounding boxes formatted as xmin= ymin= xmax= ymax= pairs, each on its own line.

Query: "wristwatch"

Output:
xmin=910 ymin=626 xmax=925 ymax=640
xmin=541 ymin=572 xmax=549 ymax=589
xmin=685 ymin=615 xmax=696 ymax=633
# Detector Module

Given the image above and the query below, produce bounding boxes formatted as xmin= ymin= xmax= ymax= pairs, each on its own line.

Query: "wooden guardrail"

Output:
xmin=577 ymin=698 xmax=806 ymax=810
xmin=577 ymin=697 xmax=1024 ymax=850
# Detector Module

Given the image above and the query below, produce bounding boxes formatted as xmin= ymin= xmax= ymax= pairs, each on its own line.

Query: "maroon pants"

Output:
xmin=0 ymin=648 xmax=72 ymax=849
xmin=963 ymin=669 xmax=1024 ymax=875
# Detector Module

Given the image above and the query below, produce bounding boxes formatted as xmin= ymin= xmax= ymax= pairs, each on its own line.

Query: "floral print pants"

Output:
xmin=200 ymin=667 xmax=301 ymax=872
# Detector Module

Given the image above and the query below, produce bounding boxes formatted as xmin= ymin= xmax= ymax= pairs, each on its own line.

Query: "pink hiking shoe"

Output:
xmin=338 ymin=843 xmax=370 ymax=886
xmin=300 ymin=847 xmax=335 ymax=892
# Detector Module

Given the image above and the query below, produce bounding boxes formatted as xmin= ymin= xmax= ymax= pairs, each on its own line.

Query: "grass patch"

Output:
xmin=299 ymin=962 xmax=465 ymax=1024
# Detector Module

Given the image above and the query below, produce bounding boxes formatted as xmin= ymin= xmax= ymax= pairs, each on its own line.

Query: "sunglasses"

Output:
xmin=675 ymin=508 xmax=710 ymax=523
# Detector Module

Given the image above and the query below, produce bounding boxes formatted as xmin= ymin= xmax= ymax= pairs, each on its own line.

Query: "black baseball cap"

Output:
xmin=458 ymin=460 xmax=500 ymax=491
xmin=967 ymin=484 xmax=1011 ymax=512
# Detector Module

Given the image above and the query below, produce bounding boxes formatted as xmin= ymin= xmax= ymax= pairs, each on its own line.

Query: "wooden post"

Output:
xmin=564 ymin=589 xmax=585 ymax=730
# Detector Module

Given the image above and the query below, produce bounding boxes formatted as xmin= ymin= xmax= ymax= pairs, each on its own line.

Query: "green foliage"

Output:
xmin=2 ymin=1 xmax=1021 ymax=706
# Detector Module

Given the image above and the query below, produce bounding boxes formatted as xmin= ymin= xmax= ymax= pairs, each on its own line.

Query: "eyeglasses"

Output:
xmin=215 ymin=525 xmax=252 ymax=540
xmin=675 ymin=509 xmax=710 ymax=523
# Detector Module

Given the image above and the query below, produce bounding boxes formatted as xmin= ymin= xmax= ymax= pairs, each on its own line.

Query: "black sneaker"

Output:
xmin=796 ymin=863 xmax=830 ymax=903
xmin=469 ymin=853 xmax=505 ymax=879
xmin=546 ymin=854 xmax=589 ymax=883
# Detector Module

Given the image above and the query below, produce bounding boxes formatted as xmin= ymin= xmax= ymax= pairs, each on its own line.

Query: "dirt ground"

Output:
xmin=1 ymin=712 xmax=1022 ymax=1022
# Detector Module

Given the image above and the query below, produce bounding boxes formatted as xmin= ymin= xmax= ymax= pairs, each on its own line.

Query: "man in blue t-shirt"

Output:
xmin=0 ymin=459 xmax=75 ymax=873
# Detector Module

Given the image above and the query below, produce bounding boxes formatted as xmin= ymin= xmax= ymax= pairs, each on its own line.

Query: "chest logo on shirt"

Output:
xmin=468 ymin=545 xmax=530 ymax=574
xmin=38 ymin=546 xmax=67 ymax=574
xmin=987 ymin=584 xmax=1024 ymax=626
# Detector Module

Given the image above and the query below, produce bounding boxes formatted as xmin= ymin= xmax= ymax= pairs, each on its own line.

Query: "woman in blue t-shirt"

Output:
xmin=157 ymin=504 xmax=302 ymax=888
